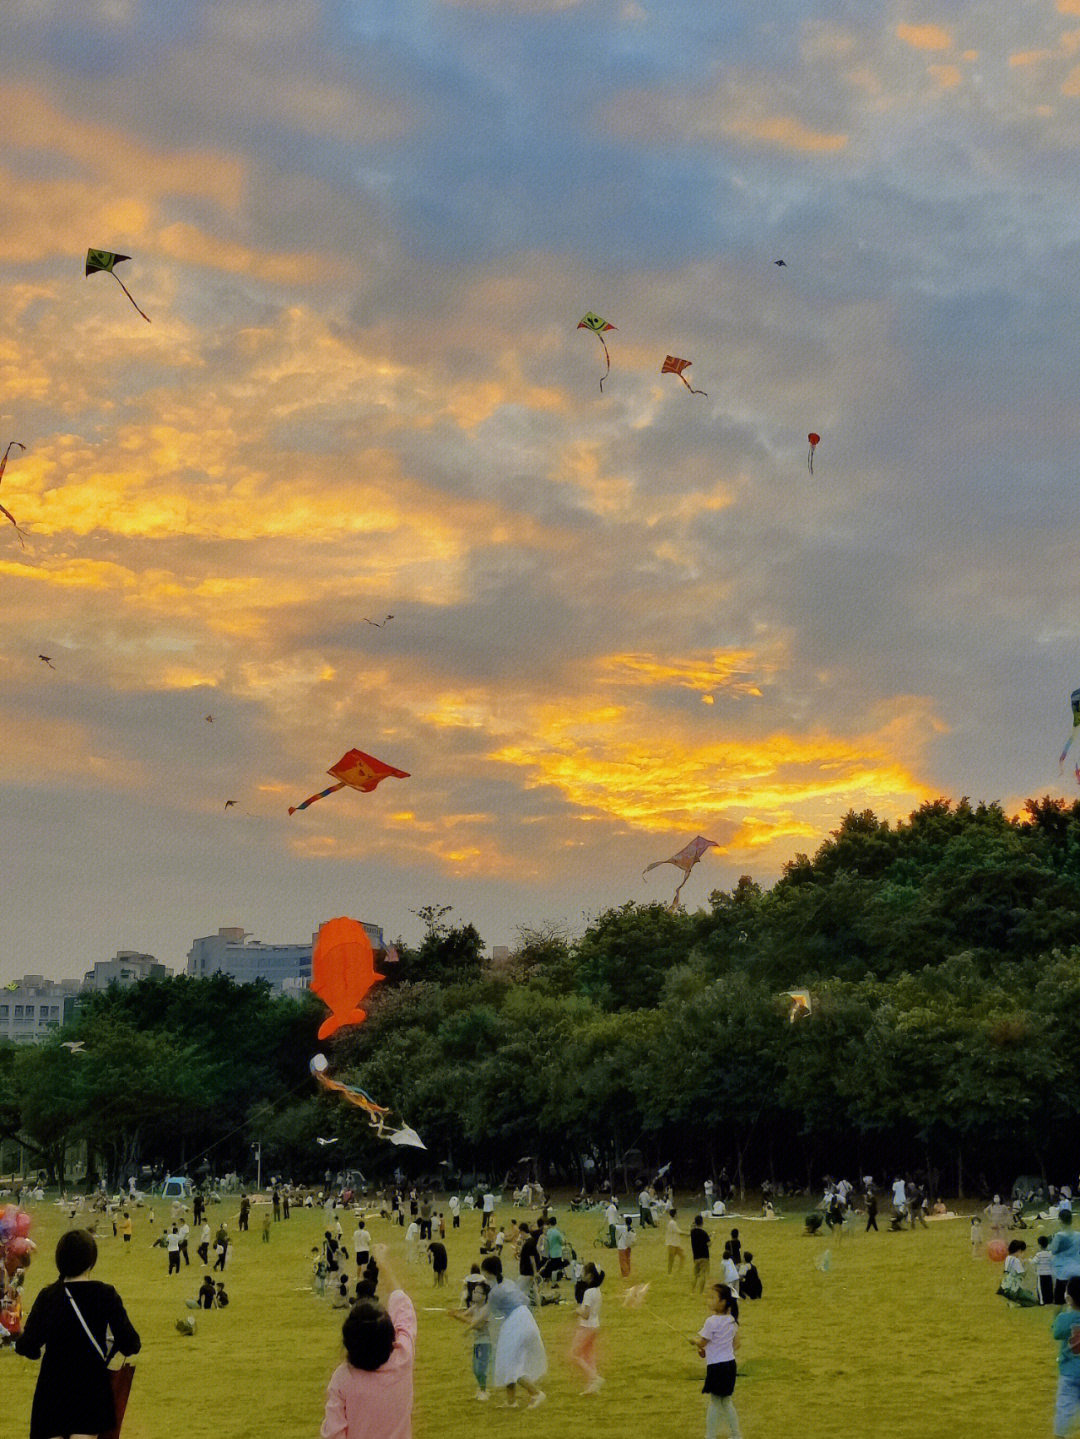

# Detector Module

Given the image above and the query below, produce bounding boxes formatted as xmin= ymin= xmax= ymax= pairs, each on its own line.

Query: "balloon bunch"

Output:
xmin=0 ymin=1205 xmax=34 ymax=1338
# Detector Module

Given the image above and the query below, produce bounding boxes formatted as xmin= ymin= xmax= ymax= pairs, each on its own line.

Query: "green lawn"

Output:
xmin=3 ymin=1197 xmax=1061 ymax=1439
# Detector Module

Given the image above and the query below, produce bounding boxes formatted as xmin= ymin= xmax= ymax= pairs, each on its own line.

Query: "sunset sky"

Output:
xmin=3 ymin=0 xmax=1079 ymax=978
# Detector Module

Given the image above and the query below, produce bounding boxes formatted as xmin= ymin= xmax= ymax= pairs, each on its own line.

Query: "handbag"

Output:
xmin=65 ymin=1285 xmax=135 ymax=1439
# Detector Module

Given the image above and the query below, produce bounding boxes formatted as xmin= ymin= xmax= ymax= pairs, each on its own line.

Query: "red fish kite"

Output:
xmin=311 ymin=917 xmax=385 ymax=1040
xmin=643 ymin=835 xmax=720 ymax=910
xmin=289 ymin=748 xmax=409 ymax=814
xmin=807 ymin=432 xmax=820 ymax=473
xmin=577 ymin=312 xmax=616 ymax=391
xmin=85 ymin=249 xmax=150 ymax=323
xmin=310 ymin=1054 xmax=426 ymax=1148
xmin=661 ymin=356 xmax=707 ymax=396
xmin=0 ymin=442 xmax=27 ymax=548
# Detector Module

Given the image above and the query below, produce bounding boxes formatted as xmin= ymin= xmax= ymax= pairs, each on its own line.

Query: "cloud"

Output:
xmin=895 ymin=23 xmax=953 ymax=52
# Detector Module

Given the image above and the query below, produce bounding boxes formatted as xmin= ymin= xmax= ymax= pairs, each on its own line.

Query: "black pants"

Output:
xmin=1055 ymin=1277 xmax=1069 ymax=1306
xmin=180 ymin=1241 xmax=190 ymax=1265
xmin=452 ymin=1214 xmax=460 ymax=1228
xmin=168 ymin=1251 xmax=180 ymax=1274
xmin=866 ymin=1213 xmax=878 ymax=1231
xmin=1040 ymin=1273 xmax=1055 ymax=1305
xmin=197 ymin=1242 xmax=209 ymax=1264
xmin=419 ymin=1219 xmax=432 ymax=1239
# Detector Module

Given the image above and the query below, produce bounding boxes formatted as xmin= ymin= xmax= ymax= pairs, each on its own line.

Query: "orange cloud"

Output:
xmin=896 ymin=23 xmax=953 ymax=51
xmin=1010 ymin=49 xmax=1055 ymax=66
xmin=726 ymin=115 xmax=848 ymax=153
xmin=928 ymin=64 xmax=963 ymax=89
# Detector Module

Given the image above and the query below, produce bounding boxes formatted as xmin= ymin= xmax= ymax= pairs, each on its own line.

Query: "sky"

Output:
xmin=3 ymin=0 xmax=1080 ymax=978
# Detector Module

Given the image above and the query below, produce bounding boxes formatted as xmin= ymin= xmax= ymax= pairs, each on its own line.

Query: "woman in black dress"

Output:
xmin=16 ymin=1229 xmax=140 ymax=1439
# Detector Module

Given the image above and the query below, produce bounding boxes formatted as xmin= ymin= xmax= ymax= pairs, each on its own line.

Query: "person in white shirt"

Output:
xmin=177 ymin=1221 xmax=190 ymax=1266
xmin=721 ymin=1242 xmax=740 ymax=1295
xmin=481 ymin=1192 xmax=495 ymax=1233
xmin=165 ymin=1225 xmax=182 ymax=1275
xmin=666 ymin=1209 xmax=686 ymax=1274
xmin=638 ymin=1188 xmax=656 ymax=1226
xmin=616 ymin=1218 xmax=636 ymax=1277
xmin=353 ymin=1224 xmax=372 ymax=1273
xmin=605 ymin=1200 xmax=619 ymax=1249
xmin=405 ymin=1220 xmax=420 ymax=1263
xmin=892 ymin=1177 xmax=907 ymax=1215
xmin=448 ymin=1195 xmax=461 ymax=1229
xmin=570 ymin=1262 xmax=604 ymax=1394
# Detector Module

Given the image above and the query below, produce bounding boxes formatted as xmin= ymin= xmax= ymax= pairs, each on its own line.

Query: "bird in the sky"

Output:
xmin=38 ymin=655 xmax=55 ymax=669
xmin=362 ymin=614 xmax=394 ymax=628
xmin=224 ymin=800 xmax=237 ymax=811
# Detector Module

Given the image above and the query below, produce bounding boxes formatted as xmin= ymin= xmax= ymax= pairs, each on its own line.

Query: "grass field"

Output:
xmin=1 ymin=1196 xmax=1062 ymax=1439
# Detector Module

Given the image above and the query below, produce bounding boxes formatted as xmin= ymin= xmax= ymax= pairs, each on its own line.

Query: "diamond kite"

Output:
xmin=661 ymin=356 xmax=707 ymax=396
xmin=85 ymin=249 xmax=150 ymax=323
xmin=577 ymin=313 xmax=616 ymax=392
xmin=783 ymin=989 xmax=812 ymax=1022
xmin=311 ymin=917 xmax=385 ymax=1041
xmin=289 ymin=748 xmax=409 ymax=815
xmin=642 ymin=835 xmax=720 ymax=911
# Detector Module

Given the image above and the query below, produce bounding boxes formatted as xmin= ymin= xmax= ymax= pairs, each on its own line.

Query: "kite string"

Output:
xmin=111 ymin=272 xmax=151 ymax=324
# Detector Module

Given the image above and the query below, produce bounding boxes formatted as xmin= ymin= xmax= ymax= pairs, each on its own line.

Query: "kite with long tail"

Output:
xmin=807 ymin=432 xmax=820 ymax=473
xmin=310 ymin=1055 xmax=425 ymax=1148
xmin=577 ymin=313 xmax=616 ymax=391
xmin=661 ymin=356 xmax=707 ymax=395
xmin=643 ymin=835 xmax=719 ymax=911
xmin=85 ymin=249 xmax=151 ymax=323
xmin=0 ymin=442 xmax=27 ymax=547
xmin=289 ymin=748 xmax=409 ymax=815
xmin=1059 ymin=688 xmax=1080 ymax=781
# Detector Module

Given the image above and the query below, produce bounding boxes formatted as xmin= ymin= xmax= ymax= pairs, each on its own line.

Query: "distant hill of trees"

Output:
xmin=5 ymin=796 xmax=1080 ymax=1196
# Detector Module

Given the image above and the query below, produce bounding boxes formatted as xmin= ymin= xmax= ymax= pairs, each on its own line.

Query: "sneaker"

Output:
xmin=527 ymin=1392 xmax=547 ymax=1410
xmin=582 ymin=1378 xmax=605 ymax=1395
xmin=476 ymin=1390 xmax=489 ymax=1402
xmin=500 ymin=1399 xmax=518 ymax=1409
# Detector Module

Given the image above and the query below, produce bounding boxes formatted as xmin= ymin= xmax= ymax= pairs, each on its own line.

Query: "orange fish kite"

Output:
xmin=289 ymin=748 xmax=409 ymax=815
xmin=311 ymin=917 xmax=385 ymax=1040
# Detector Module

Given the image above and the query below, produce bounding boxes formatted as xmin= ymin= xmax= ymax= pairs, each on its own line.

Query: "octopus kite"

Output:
xmin=643 ymin=835 xmax=720 ymax=911
xmin=661 ymin=356 xmax=707 ymax=396
xmin=310 ymin=1055 xmax=425 ymax=1148
xmin=0 ymin=442 xmax=27 ymax=547
xmin=289 ymin=748 xmax=409 ymax=815
xmin=85 ymin=249 xmax=150 ymax=323
xmin=577 ymin=313 xmax=616 ymax=391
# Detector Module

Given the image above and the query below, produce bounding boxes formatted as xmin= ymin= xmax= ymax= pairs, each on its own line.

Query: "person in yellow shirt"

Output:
xmin=121 ymin=1213 xmax=133 ymax=1245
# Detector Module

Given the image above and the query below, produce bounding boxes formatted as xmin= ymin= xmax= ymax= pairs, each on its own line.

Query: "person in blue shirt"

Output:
xmin=1051 ymin=1276 xmax=1080 ymax=1437
xmin=1050 ymin=1211 xmax=1080 ymax=1306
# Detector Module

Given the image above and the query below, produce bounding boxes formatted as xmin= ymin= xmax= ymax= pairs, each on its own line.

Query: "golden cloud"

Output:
xmin=895 ymin=23 xmax=953 ymax=51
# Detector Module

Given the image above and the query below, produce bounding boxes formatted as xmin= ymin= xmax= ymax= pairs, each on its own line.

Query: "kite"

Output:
xmin=310 ymin=1054 xmax=426 ymax=1149
xmin=661 ymin=356 xmax=707 ymax=396
xmin=316 ymin=1137 xmax=339 ymax=1147
xmin=783 ymin=989 xmax=812 ymax=1022
xmin=311 ymin=916 xmax=385 ymax=1040
xmin=774 ymin=260 xmax=787 ymax=267
xmin=0 ymin=442 xmax=27 ymax=548
xmin=807 ymin=432 xmax=820 ymax=473
xmin=224 ymin=800 xmax=237 ymax=811
xmin=1060 ymin=688 xmax=1080 ymax=779
xmin=577 ymin=313 xmax=616 ymax=391
xmin=60 ymin=1041 xmax=86 ymax=1053
xmin=38 ymin=656 xmax=55 ymax=670
xmin=204 ymin=715 xmax=213 ymax=723
xmin=289 ymin=748 xmax=409 ymax=815
xmin=382 ymin=944 xmax=400 ymax=965
xmin=643 ymin=835 xmax=720 ymax=911
xmin=85 ymin=249 xmax=150 ymax=323
xmin=362 ymin=615 xmax=394 ymax=628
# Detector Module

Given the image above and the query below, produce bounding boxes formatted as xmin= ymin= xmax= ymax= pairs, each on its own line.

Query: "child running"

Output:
xmin=694 ymin=1283 xmax=742 ymax=1439
xmin=448 ymin=1267 xmax=492 ymax=1401
xmin=570 ymin=1262 xmax=604 ymax=1395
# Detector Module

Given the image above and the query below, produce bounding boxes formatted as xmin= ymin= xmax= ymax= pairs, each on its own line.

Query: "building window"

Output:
xmin=13 ymin=1007 xmax=23 ymax=1019
xmin=0 ymin=1006 xmax=7 ymax=1019
xmin=25 ymin=1006 xmax=33 ymax=1018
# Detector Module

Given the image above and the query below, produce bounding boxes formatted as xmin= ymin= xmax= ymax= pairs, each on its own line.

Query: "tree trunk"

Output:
xmin=956 ymin=1143 xmax=964 ymax=1201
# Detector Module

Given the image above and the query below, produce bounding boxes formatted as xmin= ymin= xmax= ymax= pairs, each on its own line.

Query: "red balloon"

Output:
xmin=808 ymin=432 xmax=820 ymax=446
xmin=987 ymin=1238 xmax=1008 ymax=1263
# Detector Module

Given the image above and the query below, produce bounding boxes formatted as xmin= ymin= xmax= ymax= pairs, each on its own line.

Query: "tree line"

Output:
xmin=4 ymin=795 xmax=1080 ymax=1194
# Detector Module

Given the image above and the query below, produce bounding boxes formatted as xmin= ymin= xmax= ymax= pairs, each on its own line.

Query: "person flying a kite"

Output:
xmin=577 ymin=313 xmax=616 ymax=391
xmin=85 ymin=249 xmax=150 ymax=322
xmin=661 ymin=356 xmax=707 ymax=395
xmin=643 ymin=835 xmax=720 ymax=911
xmin=289 ymin=748 xmax=409 ymax=815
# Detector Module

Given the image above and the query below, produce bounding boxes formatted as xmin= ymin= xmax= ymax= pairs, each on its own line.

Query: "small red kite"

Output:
xmin=661 ymin=356 xmax=707 ymax=395
xmin=289 ymin=748 xmax=409 ymax=814
xmin=807 ymin=432 xmax=820 ymax=473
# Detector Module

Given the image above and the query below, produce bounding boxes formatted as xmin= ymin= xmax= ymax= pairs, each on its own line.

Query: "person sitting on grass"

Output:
xmin=198 ymin=1274 xmax=216 ymax=1309
xmin=321 ymin=1245 xmax=416 ymax=1439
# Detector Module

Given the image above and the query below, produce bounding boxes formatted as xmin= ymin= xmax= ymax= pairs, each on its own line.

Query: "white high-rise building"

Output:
xmin=0 ymin=976 xmax=82 ymax=1044
xmin=186 ymin=922 xmax=386 ymax=993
